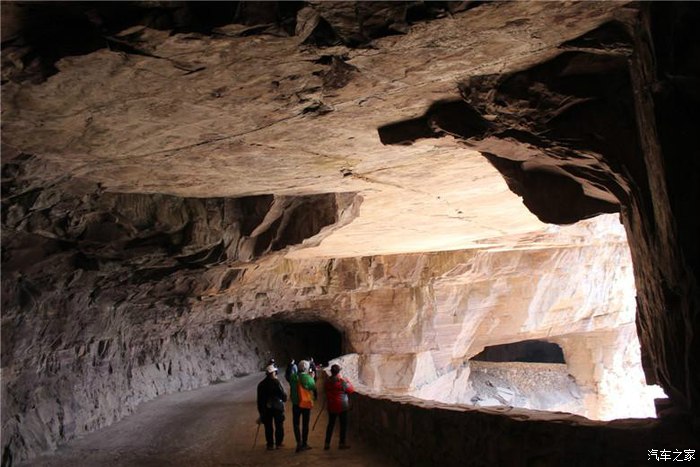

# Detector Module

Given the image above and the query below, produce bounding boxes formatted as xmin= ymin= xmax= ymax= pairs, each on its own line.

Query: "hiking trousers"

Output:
xmin=292 ymin=404 xmax=311 ymax=446
xmin=325 ymin=411 xmax=348 ymax=446
xmin=261 ymin=410 xmax=285 ymax=448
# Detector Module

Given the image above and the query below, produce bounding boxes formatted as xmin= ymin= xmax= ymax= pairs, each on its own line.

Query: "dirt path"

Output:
xmin=22 ymin=373 xmax=395 ymax=467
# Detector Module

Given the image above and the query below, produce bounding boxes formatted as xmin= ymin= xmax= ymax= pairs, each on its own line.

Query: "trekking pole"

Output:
xmin=312 ymin=400 xmax=326 ymax=431
xmin=252 ymin=420 xmax=261 ymax=450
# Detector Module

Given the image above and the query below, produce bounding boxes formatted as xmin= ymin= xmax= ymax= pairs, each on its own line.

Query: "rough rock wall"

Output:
xmin=349 ymin=392 xmax=696 ymax=467
xmin=1 ymin=1 xmax=474 ymax=85
xmin=377 ymin=3 xmax=700 ymax=420
xmin=0 ymin=122 xmax=662 ymax=464
xmin=192 ymin=214 xmax=651 ymax=421
xmin=2 ymin=1 xmax=698 ymax=464
xmin=623 ymin=4 xmax=700 ymax=418
xmin=2 ymin=321 xmax=257 ymax=464
xmin=466 ymin=361 xmax=586 ymax=416
xmin=0 ymin=153 xmax=346 ymax=463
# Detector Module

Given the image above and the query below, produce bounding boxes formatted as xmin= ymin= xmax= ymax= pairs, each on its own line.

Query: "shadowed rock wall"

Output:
xmin=0 ymin=154 xmax=343 ymax=463
xmin=349 ymin=391 xmax=696 ymax=467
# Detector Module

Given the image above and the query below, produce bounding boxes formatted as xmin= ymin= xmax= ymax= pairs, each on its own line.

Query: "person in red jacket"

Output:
xmin=323 ymin=364 xmax=354 ymax=450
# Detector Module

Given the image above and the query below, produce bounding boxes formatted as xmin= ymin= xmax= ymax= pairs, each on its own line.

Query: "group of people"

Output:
xmin=256 ymin=357 xmax=354 ymax=453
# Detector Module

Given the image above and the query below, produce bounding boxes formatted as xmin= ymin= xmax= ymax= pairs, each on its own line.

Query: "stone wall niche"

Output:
xmin=472 ymin=340 xmax=566 ymax=363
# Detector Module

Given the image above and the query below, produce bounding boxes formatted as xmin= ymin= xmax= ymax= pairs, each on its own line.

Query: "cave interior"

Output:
xmin=1 ymin=1 xmax=699 ymax=466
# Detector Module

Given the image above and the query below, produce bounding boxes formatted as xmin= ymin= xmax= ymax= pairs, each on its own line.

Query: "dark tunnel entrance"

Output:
xmin=471 ymin=339 xmax=565 ymax=363
xmin=242 ymin=317 xmax=344 ymax=369
xmin=273 ymin=321 xmax=343 ymax=367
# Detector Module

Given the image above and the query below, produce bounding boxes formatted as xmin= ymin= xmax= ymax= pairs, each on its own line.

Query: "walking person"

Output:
xmin=308 ymin=357 xmax=317 ymax=379
xmin=324 ymin=364 xmax=354 ymax=450
xmin=289 ymin=360 xmax=316 ymax=452
xmin=256 ymin=364 xmax=287 ymax=450
xmin=285 ymin=359 xmax=297 ymax=383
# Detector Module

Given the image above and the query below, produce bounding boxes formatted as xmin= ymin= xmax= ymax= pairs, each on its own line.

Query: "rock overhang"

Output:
xmin=5 ymin=1 xmax=698 ymax=463
xmin=1 ymin=1 xmax=629 ymax=260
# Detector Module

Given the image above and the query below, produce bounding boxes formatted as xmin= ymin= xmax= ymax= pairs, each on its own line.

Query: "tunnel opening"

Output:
xmin=472 ymin=340 xmax=565 ymax=363
xmin=465 ymin=339 xmax=585 ymax=414
xmin=459 ymin=319 xmax=666 ymax=420
xmin=242 ymin=316 xmax=344 ymax=370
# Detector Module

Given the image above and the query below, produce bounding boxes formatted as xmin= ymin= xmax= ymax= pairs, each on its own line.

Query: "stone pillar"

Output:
xmin=554 ymin=325 xmax=658 ymax=420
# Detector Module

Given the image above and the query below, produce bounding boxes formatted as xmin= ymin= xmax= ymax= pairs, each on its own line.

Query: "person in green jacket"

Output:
xmin=289 ymin=360 xmax=317 ymax=452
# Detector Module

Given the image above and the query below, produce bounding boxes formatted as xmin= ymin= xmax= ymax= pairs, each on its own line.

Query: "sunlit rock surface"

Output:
xmin=1 ymin=2 xmax=623 ymax=257
xmin=2 ymin=1 xmax=698 ymax=464
xmin=295 ymin=215 xmax=657 ymax=420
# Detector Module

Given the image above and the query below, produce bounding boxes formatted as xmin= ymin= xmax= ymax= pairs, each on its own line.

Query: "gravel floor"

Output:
xmin=22 ymin=373 xmax=396 ymax=467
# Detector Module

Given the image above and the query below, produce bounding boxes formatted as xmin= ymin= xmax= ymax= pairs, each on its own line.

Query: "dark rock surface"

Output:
xmin=0 ymin=153 xmax=343 ymax=464
xmin=352 ymin=391 xmax=697 ymax=467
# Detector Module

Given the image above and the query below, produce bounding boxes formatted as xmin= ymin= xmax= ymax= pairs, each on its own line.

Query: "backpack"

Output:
xmin=267 ymin=396 xmax=285 ymax=412
xmin=298 ymin=380 xmax=314 ymax=409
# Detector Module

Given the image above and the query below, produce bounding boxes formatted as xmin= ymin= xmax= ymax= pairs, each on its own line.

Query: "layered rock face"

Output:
xmin=2 ymin=1 xmax=699 ymax=465
xmin=301 ymin=215 xmax=656 ymax=421
xmin=1 ymin=190 xmax=653 ymax=461
xmin=1 ymin=154 xmax=350 ymax=462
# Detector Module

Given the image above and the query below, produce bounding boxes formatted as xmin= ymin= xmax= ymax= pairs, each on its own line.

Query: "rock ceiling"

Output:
xmin=4 ymin=1 xmax=700 ymax=464
xmin=2 ymin=2 xmax=626 ymax=258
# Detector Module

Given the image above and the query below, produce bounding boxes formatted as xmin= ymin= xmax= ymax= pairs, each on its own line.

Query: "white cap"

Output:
xmin=266 ymin=364 xmax=277 ymax=374
xmin=298 ymin=360 xmax=309 ymax=373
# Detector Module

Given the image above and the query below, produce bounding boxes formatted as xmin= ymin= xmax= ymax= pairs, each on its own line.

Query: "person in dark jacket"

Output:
xmin=324 ymin=364 xmax=354 ymax=450
xmin=307 ymin=357 xmax=317 ymax=379
xmin=284 ymin=359 xmax=297 ymax=383
xmin=257 ymin=364 xmax=287 ymax=450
